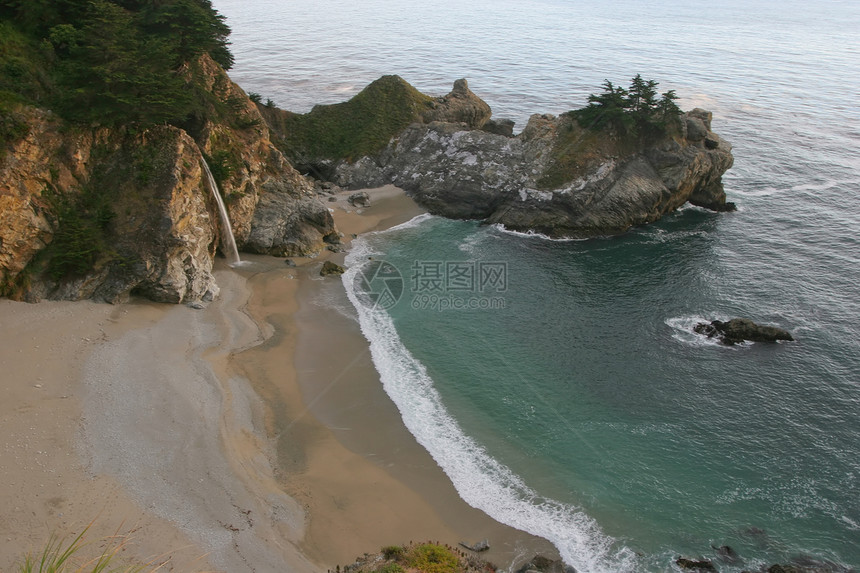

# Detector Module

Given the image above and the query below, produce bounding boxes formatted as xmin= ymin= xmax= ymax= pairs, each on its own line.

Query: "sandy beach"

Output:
xmin=0 ymin=186 xmax=555 ymax=572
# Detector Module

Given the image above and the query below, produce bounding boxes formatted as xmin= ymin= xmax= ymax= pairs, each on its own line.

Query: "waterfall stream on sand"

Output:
xmin=201 ymin=158 xmax=241 ymax=266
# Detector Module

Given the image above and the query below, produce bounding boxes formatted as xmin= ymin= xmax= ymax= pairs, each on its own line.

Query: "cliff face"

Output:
xmin=0 ymin=54 xmax=336 ymax=303
xmin=0 ymin=110 xmax=220 ymax=303
xmin=189 ymin=55 xmax=337 ymax=257
xmin=261 ymin=77 xmax=491 ymax=173
xmin=333 ymin=103 xmax=734 ymax=238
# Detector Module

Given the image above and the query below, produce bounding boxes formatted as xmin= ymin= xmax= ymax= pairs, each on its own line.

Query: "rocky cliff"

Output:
xmin=0 ymin=55 xmax=336 ymax=303
xmin=260 ymin=75 xmax=492 ymax=176
xmin=331 ymin=88 xmax=734 ymax=238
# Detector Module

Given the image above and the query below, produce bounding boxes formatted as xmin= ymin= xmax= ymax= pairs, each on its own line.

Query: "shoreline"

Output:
xmin=0 ymin=185 xmax=555 ymax=572
xmin=237 ymin=186 xmax=557 ymax=569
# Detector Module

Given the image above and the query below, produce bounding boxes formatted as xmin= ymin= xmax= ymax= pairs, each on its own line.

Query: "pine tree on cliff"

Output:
xmin=0 ymin=0 xmax=233 ymax=126
xmin=575 ymin=76 xmax=682 ymax=139
xmin=578 ymin=80 xmax=636 ymax=135
xmin=657 ymin=90 xmax=682 ymax=123
xmin=628 ymin=74 xmax=658 ymax=115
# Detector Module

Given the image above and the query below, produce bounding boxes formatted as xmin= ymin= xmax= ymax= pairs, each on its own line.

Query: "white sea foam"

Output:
xmin=489 ymin=223 xmax=584 ymax=242
xmin=458 ymin=232 xmax=485 ymax=256
xmin=665 ymin=315 xmax=743 ymax=349
xmin=343 ymin=243 xmax=637 ymax=573
xmin=385 ymin=212 xmax=438 ymax=233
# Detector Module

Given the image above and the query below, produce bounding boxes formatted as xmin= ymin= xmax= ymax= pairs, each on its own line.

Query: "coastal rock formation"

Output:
xmin=421 ymin=78 xmax=492 ymax=128
xmin=1 ymin=55 xmax=336 ymax=303
xmin=348 ymin=191 xmax=372 ymax=208
xmin=694 ymin=318 xmax=794 ymax=345
xmin=333 ymin=107 xmax=735 ymax=238
xmin=517 ymin=554 xmax=577 ymax=573
xmin=187 ymin=54 xmax=337 ymax=257
xmin=256 ymin=75 xmax=734 ymax=238
xmin=0 ymin=112 xmax=218 ymax=303
xmin=260 ymin=76 xmax=492 ymax=174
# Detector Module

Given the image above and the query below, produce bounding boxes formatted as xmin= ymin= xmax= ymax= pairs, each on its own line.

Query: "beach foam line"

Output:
xmin=343 ymin=231 xmax=637 ymax=573
xmin=489 ymin=223 xmax=585 ymax=242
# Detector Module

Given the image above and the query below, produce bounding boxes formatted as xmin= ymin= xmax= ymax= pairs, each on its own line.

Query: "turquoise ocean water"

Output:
xmin=214 ymin=1 xmax=860 ymax=570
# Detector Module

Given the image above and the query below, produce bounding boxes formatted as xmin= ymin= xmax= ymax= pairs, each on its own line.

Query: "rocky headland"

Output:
xmin=263 ymin=76 xmax=735 ymax=240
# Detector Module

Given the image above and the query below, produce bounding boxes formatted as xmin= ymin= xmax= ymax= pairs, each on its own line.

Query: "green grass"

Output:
xmin=0 ymin=20 xmax=51 ymax=106
xmin=535 ymin=113 xmax=634 ymax=189
xmin=536 ymin=111 xmax=680 ymax=189
xmin=270 ymin=75 xmax=433 ymax=162
xmin=15 ymin=524 xmax=156 ymax=573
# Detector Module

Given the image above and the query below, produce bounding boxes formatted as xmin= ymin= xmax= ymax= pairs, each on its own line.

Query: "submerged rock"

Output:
xmin=694 ymin=318 xmax=794 ymax=345
xmin=712 ymin=545 xmax=742 ymax=564
xmin=677 ymin=557 xmax=718 ymax=571
xmin=745 ymin=560 xmax=858 ymax=573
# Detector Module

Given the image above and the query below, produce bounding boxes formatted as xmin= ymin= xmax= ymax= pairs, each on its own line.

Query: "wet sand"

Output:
xmin=252 ymin=186 xmax=556 ymax=569
xmin=0 ymin=185 xmax=555 ymax=572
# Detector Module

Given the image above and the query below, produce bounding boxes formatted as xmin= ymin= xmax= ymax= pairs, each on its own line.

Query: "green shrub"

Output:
xmin=203 ymin=148 xmax=241 ymax=187
xmin=41 ymin=184 xmax=115 ymax=281
xmin=405 ymin=543 xmax=460 ymax=573
xmin=381 ymin=545 xmax=405 ymax=560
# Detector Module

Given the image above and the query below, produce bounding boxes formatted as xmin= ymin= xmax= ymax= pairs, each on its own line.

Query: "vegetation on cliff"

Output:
xmin=340 ymin=542 xmax=497 ymax=573
xmin=260 ymin=75 xmax=434 ymax=165
xmin=0 ymin=0 xmax=233 ymax=127
xmin=574 ymin=74 xmax=682 ymax=138
xmin=537 ymin=75 xmax=683 ymax=189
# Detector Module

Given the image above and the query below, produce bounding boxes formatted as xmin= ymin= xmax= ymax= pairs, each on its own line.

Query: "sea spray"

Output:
xmin=342 ymin=229 xmax=637 ymax=573
xmin=200 ymin=158 xmax=241 ymax=265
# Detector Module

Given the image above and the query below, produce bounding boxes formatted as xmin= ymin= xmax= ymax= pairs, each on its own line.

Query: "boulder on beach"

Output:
xmin=320 ymin=260 xmax=345 ymax=276
xmin=694 ymin=318 xmax=794 ymax=345
xmin=348 ymin=191 xmax=372 ymax=208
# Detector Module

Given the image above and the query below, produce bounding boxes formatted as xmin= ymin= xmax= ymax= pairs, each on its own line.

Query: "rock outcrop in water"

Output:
xmin=694 ymin=318 xmax=794 ymax=345
xmin=0 ymin=54 xmax=335 ymax=303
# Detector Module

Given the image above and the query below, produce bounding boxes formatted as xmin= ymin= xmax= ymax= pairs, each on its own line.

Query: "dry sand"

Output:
xmin=0 ymin=186 xmax=556 ymax=572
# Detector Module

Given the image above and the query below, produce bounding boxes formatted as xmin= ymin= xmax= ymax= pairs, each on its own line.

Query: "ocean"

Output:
xmin=213 ymin=0 xmax=860 ymax=570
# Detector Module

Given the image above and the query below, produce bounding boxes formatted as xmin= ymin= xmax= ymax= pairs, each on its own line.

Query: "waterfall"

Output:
xmin=200 ymin=158 xmax=241 ymax=266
